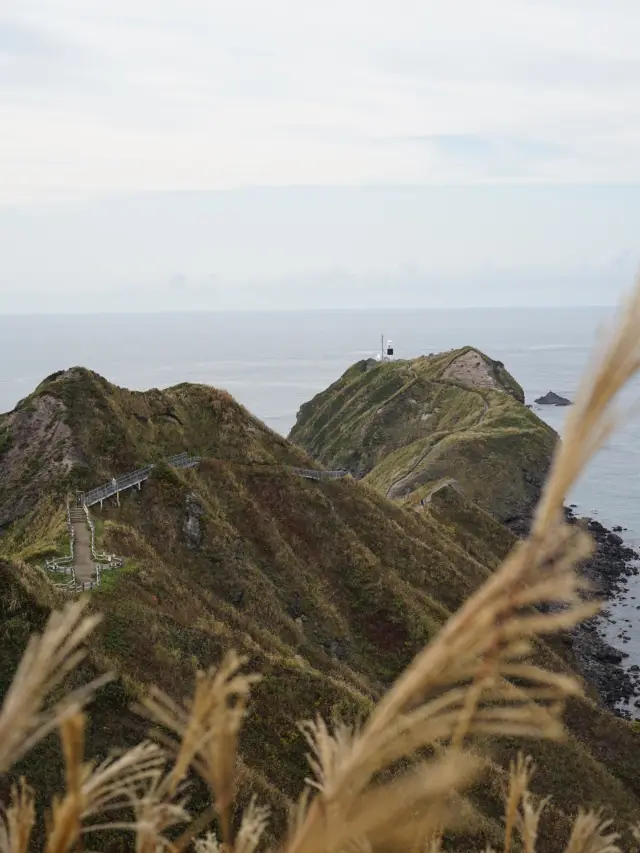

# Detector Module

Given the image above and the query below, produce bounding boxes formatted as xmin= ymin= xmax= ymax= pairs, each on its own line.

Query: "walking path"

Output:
xmin=46 ymin=452 xmax=348 ymax=595
xmin=68 ymin=506 xmax=95 ymax=584
xmin=77 ymin=452 xmax=202 ymax=507
xmin=290 ymin=467 xmax=348 ymax=481
xmin=385 ymin=374 xmax=489 ymax=500
xmin=77 ymin=454 xmax=348 ymax=508
xmin=46 ymin=503 xmax=123 ymax=593
xmin=421 ymin=478 xmax=458 ymax=506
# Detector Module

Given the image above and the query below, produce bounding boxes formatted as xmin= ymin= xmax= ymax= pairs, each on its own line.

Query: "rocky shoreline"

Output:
xmin=564 ymin=505 xmax=640 ymax=716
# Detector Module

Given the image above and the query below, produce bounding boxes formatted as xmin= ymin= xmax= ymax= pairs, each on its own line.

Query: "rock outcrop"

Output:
xmin=0 ymin=392 xmax=82 ymax=526
xmin=443 ymin=348 xmax=525 ymax=402
xmin=535 ymin=391 xmax=572 ymax=406
xmin=183 ymin=492 xmax=205 ymax=549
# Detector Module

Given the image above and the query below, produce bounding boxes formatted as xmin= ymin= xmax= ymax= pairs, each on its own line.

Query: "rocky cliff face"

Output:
xmin=0 ymin=386 xmax=83 ymax=526
xmin=442 ymin=349 xmax=525 ymax=401
xmin=289 ymin=347 xmax=556 ymax=529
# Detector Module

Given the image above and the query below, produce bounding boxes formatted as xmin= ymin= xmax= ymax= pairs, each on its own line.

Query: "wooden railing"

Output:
xmin=290 ymin=467 xmax=348 ymax=480
xmin=45 ymin=456 xmax=346 ymax=596
xmin=45 ymin=500 xmax=76 ymax=572
xmin=77 ymin=452 xmax=202 ymax=507
xmin=82 ymin=503 xmax=122 ymax=564
xmin=45 ymin=501 xmax=123 ymax=593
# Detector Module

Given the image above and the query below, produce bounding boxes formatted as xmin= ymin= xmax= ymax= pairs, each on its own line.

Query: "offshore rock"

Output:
xmin=534 ymin=391 xmax=572 ymax=406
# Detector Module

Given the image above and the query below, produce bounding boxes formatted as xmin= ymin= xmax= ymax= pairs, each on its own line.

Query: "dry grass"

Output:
xmin=0 ymin=600 xmax=108 ymax=776
xmin=4 ymin=281 xmax=640 ymax=852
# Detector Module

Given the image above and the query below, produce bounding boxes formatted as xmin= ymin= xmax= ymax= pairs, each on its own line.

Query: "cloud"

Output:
xmin=393 ymin=135 xmax=574 ymax=181
xmin=2 ymin=0 xmax=640 ymax=201
xmin=1 ymin=184 xmax=639 ymax=311
xmin=0 ymin=20 xmax=69 ymax=56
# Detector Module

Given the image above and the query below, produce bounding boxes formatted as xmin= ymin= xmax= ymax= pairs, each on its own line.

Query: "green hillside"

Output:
xmin=289 ymin=347 xmax=557 ymax=527
xmin=1 ymin=366 xmax=640 ymax=851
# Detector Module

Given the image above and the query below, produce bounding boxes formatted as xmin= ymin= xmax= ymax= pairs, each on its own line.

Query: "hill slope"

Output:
xmin=2 ymin=367 xmax=640 ymax=851
xmin=0 ymin=366 xmax=310 ymax=552
xmin=289 ymin=347 xmax=557 ymax=529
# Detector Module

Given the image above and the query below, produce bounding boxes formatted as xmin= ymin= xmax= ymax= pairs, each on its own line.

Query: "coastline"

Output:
xmin=564 ymin=505 xmax=640 ymax=716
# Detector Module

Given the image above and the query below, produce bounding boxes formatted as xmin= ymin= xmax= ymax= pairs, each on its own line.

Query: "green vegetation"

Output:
xmin=0 ymin=496 xmax=67 ymax=563
xmin=30 ymin=367 xmax=311 ymax=481
xmin=93 ymin=552 xmax=136 ymax=593
xmin=289 ymin=347 xmax=556 ymax=524
xmin=0 ymin=366 xmax=314 ymax=528
xmin=1 ymin=359 xmax=640 ymax=851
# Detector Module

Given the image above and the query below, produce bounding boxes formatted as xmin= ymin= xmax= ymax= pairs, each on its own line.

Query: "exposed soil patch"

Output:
xmin=442 ymin=350 xmax=503 ymax=392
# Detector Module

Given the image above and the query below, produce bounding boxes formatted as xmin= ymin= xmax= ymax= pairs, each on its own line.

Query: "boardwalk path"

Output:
xmin=69 ymin=506 xmax=95 ymax=584
xmin=48 ymin=456 xmax=348 ymax=593
xmin=78 ymin=456 xmax=348 ymax=506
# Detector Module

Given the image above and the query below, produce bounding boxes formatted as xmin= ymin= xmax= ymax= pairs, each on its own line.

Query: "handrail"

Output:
xmin=77 ymin=453 xmax=202 ymax=507
xmin=290 ymin=467 xmax=348 ymax=481
xmin=47 ymin=500 xmax=124 ymax=592
xmin=48 ymin=456 xmax=345 ymax=595
xmin=77 ymin=453 xmax=346 ymax=507
xmin=83 ymin=504 xmax=119 ymax=562
xmin=48 ymin=454 xmax=201 ymax=593
xmin=45 ymin=500 xmax=76 ymax=572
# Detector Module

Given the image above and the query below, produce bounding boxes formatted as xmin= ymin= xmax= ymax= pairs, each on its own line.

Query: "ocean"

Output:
xmin=4 ymin=306 xmax=640 ymax=675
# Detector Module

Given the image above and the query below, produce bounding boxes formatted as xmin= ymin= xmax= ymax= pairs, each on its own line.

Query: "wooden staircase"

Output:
xmin=69 ymin=506 xmax=85 ymax=523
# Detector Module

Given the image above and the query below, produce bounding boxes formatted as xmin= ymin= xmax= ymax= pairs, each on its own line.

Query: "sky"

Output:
xmin=1 ymin=0 xmax=640 ymax=310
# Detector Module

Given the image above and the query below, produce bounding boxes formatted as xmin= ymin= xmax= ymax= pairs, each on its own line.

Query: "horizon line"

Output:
xmin=0 ymin=303 xmax=617 ymax=317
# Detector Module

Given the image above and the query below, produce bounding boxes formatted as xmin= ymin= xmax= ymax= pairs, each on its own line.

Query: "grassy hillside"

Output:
xmin=2 ymin=367 xmax=640 ymax=851
xmin=0 ymin=366 xmax=312 ymax=552
xmin=288 ymin=347 xmax=557 ymax=527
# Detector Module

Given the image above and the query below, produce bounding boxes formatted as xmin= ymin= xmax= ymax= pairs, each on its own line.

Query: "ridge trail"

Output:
xmin=384 ymin=374 xmax=489 ymax=500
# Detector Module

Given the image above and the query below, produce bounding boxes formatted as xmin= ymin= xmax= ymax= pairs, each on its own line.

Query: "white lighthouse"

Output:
xmin=375 ymin=335 xmax=395 ymax=361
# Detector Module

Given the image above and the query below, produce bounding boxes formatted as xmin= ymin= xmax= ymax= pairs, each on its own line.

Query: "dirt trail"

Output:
xmin=69 ymin=509 xmax=95 ymax=584
xmin=421 ymin=478 xmax=458 ymax=505
xmin=384 ymin=371 xmax=489 ymax=500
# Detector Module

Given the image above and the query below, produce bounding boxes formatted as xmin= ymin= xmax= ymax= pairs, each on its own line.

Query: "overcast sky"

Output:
xmin=2 ymin=1 xmax=640 ymax=310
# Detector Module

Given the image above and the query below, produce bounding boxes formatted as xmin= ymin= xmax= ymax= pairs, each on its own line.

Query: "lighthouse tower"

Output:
xmin=376 ymin=335 xmax=395 ymax=361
